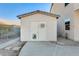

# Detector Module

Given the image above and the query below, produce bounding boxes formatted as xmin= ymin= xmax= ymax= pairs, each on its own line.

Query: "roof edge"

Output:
xmin=17 ymin=10 xmax=60 ymax=19
xmin=50 ymin=3 xmax=53 ymax=12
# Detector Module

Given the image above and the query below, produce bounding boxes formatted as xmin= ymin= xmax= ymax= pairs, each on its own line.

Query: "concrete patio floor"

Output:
xmin=57 ymin=37 xmax=79 ymax=46
xmin=19 ymin=37 xmax=79 ymax=56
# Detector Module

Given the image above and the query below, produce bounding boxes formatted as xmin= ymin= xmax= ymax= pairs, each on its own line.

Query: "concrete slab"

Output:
xmin=19 ymin=41 xmax=57 ymax=56
xmin=57 ymin=37 xmax=79 ymax=46
xmin=19 ymin=41 xmax=79 ymax=56
xmin=56 ymin=46 xmax=79 ymax=56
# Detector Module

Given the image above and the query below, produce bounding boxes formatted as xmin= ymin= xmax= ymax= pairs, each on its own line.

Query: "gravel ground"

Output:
xmin=0 ymin=38 xmax=13 ymax=44
xmin=0 ymin=37 xmax=19 ymax=44
xmin=0 ymin=40 xmax=26 ymax=56
xmin=0 ymin=49 xmax=18 ymax=56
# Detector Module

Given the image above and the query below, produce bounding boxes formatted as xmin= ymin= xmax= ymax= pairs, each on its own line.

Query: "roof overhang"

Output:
xmin=17 ymin=10 xmax=60 ymax=19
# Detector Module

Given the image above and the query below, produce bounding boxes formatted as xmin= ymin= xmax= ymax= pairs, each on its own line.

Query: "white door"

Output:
xmin=38 ymin=22 xmax=47 ymax=41
xmin=30 ymin=22 xmax=38 ymax=40
xmin=30 ymin=22 xmax=47 ymax=41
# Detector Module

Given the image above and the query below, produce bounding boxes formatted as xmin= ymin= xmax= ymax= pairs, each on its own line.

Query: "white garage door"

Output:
xmin=30 ymin=22 xmax=47 ymax=41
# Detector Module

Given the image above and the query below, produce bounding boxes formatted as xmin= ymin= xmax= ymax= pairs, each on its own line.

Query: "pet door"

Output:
xmin=32 ymin=34 xmax=37 ymax=39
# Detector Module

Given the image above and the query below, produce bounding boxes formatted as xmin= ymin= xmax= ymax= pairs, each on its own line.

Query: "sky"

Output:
xmin=0 ymin=3 xmax=51 ymax=21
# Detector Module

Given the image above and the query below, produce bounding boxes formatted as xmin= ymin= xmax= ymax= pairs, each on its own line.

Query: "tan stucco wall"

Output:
xmin=73 ymin=11 xmax=79 ymax=41
xmin=21 ymin=14 xmax=57 ymax=41
xmin=63 ymin=4 xmax=74 ymax=40
xmin=50 ymin=3 xmax=79 ymax=41
xmin=50 ymin=3 xmax=65 ymax=37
